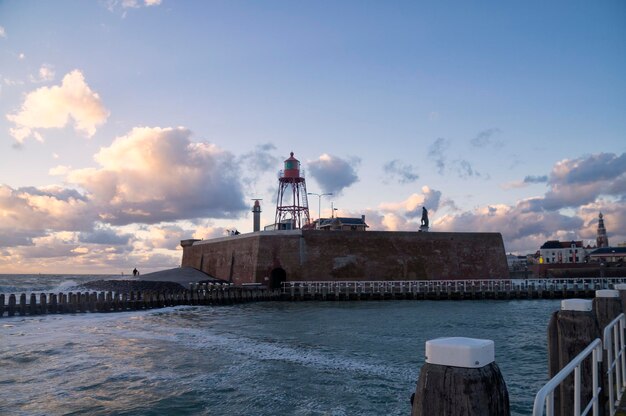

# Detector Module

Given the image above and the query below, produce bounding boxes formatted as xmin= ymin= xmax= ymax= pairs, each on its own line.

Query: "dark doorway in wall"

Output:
xmin=269 ymin=268 xmax=287 ymax=289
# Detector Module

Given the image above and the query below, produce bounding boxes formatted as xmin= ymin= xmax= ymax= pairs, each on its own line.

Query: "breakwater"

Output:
xmin=0 ymin=285 xmax=280 ymax=318
xmin=282 ymin=278 xmax=626 ymax=301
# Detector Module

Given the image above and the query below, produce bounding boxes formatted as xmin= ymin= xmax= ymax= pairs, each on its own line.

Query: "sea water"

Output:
xmin=0 ymin=275 xmax=559 ymax=415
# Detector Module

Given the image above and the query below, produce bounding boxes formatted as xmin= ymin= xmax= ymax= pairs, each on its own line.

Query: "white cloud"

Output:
xmin=0 ymin=185 xmax=95 ymax=248
xmin=48 ymin=165 xmax=72 ymax=176
xmin=18 ymin=52 xmax=25 ymax=60
xmin=29 ymin=64 xmax=55 ymax=83
xmin=6 ymin=69 xmax=109 ymax=143
xmin=65 ymin=126 xmax=248 ymax=224
xmin=379 ymin=186 xmax=441 ymax=218
xmin=0 ymin=26 xmax=6 ymax=38
xmin=145 ymin=0 xmax=162 ymax=6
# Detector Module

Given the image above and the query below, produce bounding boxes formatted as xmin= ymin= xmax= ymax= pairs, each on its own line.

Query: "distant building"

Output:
xmin=539 ymin=240 xmax=587 ymax=264
xmin=506 ymin=254 xmax=527 ymax=271
xmin=315 ymin=216 xmax=368 ymax=231
xmin=588 ymin=247 xmax=626 ymax=264
xmin=597 ymin=212 xmax=609 ymax=248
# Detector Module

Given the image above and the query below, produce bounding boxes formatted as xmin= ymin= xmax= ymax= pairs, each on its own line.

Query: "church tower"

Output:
xmin=596 ymin=212 xmax=609 ymax=248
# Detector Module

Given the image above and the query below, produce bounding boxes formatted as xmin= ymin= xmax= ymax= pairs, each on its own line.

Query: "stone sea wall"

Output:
xmin=181 ymin=230 xmax=509 ymax=285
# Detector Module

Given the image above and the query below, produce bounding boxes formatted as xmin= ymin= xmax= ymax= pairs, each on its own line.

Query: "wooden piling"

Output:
xmin=8 ymin=294 xmax=16 ymax=317
xmin=547 ymin=299 xmax=600 ymax=416
xmin=29 ymin=293 xmax=38 ymax=315
xmin=50 ymin=293 xmax=58 ymax=314
xmin=412 ymin=337 xmax=510 ymax=416
xmin=40 ymin=293 xmax=47 ymax=314
xmin=19 ymin=293 xmax=27 ymax=316
xmin=0 ymin=294 xmax=4 ymax=317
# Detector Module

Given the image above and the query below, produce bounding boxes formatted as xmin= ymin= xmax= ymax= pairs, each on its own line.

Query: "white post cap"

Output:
xmin=425 ymin=337 xmax=494 ymax=368
xmin=614 ymin=284 xmax=626 ymax=291
xmin=596 ymin=289 xmax=620 ymax=298
xmin=561 ymin=299 xmax=593 ymax=311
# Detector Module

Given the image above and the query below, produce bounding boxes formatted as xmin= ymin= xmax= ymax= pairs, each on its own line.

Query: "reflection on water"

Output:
xmin=0 ymin=299 xmax=559 ymax=416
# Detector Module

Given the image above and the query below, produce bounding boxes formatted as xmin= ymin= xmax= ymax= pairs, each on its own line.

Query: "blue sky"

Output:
xmin=1 ymin=0 xmax=625 ymax=273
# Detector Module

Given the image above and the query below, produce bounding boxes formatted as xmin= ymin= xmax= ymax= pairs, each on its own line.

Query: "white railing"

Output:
xmin=532 ymin=338 xmax=602 ymax=416
xmin=604 ymin=313 xmax=626 ymax=415
xmin=282 ymin=278 xmax=626 ymax=295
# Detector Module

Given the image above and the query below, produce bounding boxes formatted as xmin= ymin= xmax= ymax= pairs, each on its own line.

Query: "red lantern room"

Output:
xmin=274 ymin=151 xmax=311 ymax=230
xmin=283 ymin=152 xmax=301 ymax=179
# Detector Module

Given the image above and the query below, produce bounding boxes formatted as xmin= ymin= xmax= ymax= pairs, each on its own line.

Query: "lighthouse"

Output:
xmin=252 ymin=199 xmax=262 ymax=232
xmin=274 ymin=152 xmax=311 ymax=230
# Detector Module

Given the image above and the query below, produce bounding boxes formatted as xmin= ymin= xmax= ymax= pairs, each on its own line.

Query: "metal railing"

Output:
xmin=604 ymin=313 xmax=626 ymax=415
xmin=532 ymin=338 xmax=602 ymax=416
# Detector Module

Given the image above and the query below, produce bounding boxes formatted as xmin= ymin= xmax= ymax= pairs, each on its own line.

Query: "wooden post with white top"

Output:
xmin=411 ymin=337 xmax=510 ymax=416
xmin=547 ymin=299 xmax=601 ymax=416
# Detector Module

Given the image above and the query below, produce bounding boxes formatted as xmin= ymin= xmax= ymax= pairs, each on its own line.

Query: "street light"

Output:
xmin=307 ymin=192 xmax=332 ymax=226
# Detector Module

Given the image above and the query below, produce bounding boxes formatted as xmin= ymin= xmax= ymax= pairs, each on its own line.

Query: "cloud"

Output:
xmin=239 ymin=143 xmax=279 ymax=173
xmin=140 ymin=224 xmax=187 ymax=250
xmin=524 ymin=175 xmax=548 ymax=184
xmin=383 ymin=159 xmax=419 ymax=184
xmin=0 ymin=184 xmax=96 ymax=248
xmin=434 ymin=203 xmax=585 ymax=251
xmin=65 ymin=126 xmax=248 ymax=224
xmin=307 ymin=153 xmax=360 ymax=194
xmin=502 ymin=174 xmax=548 ymax=190
xmin=79 ymin=226 xmax=132 ymax=245
xmin=379 ymin=186 xmax=442 ymax=218
xmin=6 ymin=69 xmax=109 ymax=143
xmin=540 ymin=153 xmax=626 ymax=210
xmin=29 ymin=64 xmax=55 ymax=83
xmin=0 ymin=26 xmax=6 ymax=38
xmin=456 ymin=159 xmax=480 ymax=178
xmin=105 ymin=0 xmax=162 ymax=13
xmin=428 ymin=138 xmax=449 ymax=175
xmin=471 ymin=128 xmax=502 ymax=148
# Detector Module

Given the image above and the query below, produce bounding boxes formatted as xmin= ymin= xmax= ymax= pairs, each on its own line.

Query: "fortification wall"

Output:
xmin=181 ymin=230 xmax=508 ymax=284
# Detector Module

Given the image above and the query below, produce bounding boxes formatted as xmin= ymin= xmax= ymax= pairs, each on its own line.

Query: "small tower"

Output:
xmin=274 ymin=152 xmax=311 ymax=229
xmin=597 ymin=212 xmax=609 ymax=248
xmin=252 ymin=199 xmax=262 ymax=232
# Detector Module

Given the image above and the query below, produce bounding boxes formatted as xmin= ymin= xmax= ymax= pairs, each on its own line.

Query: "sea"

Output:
xmin=0 ymin=274 xmax=560 ymax=416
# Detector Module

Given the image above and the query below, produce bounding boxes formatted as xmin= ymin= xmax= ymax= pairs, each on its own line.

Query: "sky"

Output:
xmin=0 ymin=0 xmax=625 ymax=274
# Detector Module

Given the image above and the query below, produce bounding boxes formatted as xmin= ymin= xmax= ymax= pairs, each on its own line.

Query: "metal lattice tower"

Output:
xmin=274 ymin=152 xmax=311 ymax=229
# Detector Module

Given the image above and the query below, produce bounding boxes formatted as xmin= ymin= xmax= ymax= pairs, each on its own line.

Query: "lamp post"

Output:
xmin=307 ymin=192 xmax=332 ymax=226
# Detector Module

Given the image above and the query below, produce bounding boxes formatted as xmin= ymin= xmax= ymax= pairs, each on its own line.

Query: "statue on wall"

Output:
xmin=421 ymin=207 xmax=429 ymax=228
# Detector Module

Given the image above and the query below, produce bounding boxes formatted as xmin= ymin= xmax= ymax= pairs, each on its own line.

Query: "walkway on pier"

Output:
xmin=283 ymin=277 xmax=626 ymax=301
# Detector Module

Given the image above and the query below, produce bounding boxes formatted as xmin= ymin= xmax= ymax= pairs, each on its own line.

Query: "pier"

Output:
xmin=282 ymin=277 xmax=626 ymax=301
xmin=0 ymin=284 xmax=280 ymax=318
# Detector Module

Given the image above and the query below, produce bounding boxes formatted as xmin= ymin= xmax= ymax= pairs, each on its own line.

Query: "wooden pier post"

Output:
xmin=29 ymin=293 xmax=38 ymax=315
xmin=19 ymin=293 xmax=27 ymax=316
xmin=8 ymin=294 xmax=16 ymax=317
xmin=547 ymin=299 xmax=600 ymax=416
xmin=49 ymin=293 xmax=57 ymax=314
xmin=0 ymin=293 xmax=3 ymax=317
xmin=40 ymin=293 xmax=47 ymax=314
xmin=593 ymin=289 xmax=622 ymax=335
xmin=412 ymin=337 xmax=510 ymax=416
xmin=614 ymin=283 xmax=626 ymax=313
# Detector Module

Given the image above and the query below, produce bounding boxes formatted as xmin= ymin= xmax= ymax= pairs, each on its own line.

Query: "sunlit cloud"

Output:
xmin=6 ymin=69 xmax=109 ymax=143
xmin=379 ymin=186 xmax=442 ymax=218
xmin=65 ymin=126 xmax=248 ymax=224
xmin=29 ymin=64 xmax=55 ymax=83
